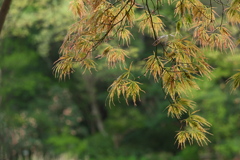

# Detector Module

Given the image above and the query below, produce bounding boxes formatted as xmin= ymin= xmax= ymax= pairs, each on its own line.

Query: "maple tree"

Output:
xmin=53 ymin=0 xmax=240 ymax=148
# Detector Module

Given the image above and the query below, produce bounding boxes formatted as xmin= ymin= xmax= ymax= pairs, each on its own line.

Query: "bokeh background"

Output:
xmin=1 ymin=0 xmax=240 ymax=160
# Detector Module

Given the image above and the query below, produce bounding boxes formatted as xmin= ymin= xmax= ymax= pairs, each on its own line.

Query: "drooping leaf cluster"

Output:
xmin=54 ymin=0 xmax=240 ymax=148
xmin=228 ymin=70 xmax=240 ymax=91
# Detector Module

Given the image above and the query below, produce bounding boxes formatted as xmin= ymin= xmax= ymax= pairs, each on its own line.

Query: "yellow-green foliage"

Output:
xmin=228 ymin=70 xmax=240 ymax=91
xmin=53 ymin=0 xmax=240 ymax=148
xmin=107 ymin=69 xmax=144 ymax=106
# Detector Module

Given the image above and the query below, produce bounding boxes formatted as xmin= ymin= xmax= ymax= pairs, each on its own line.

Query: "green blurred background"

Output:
xmin=1 ymin=0 xmax=240 ymax=160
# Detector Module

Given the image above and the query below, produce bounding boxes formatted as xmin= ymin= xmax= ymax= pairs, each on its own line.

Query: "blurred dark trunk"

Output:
xmin=83 ymin=74 xmax=107 ymax=136
xmin=0 ymin=0 xmax=11 ymax=107
xmin=0 ymin=69 xmax=2 ymax=107
xmin=0 ymin=0 xmax=12 ymax=35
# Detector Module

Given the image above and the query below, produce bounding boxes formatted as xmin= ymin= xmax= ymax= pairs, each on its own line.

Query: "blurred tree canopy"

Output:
xmin=0 ymin=0 xmax=240 ymax=160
